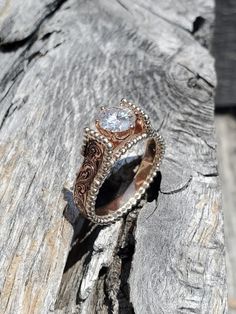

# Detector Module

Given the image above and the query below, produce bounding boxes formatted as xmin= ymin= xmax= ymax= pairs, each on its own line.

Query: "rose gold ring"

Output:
xmin=73 ymin=98 xmax=165 ymax=224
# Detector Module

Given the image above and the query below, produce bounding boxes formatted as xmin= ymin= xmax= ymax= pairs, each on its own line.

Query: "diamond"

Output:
xmin=96 ymin=106 xmax=135 ymax=132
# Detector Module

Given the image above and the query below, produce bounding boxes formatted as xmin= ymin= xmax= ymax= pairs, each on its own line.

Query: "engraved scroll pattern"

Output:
xmin=74 ymin=140 xmax=104 ymax=212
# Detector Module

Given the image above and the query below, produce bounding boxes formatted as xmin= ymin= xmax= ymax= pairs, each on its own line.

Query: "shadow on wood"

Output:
xmin=57 ymin=168 xmax=161 ymax=312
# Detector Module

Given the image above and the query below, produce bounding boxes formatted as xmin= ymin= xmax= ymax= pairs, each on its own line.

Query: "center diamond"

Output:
xmin=96 ymin=106 xmax=135 ymax=132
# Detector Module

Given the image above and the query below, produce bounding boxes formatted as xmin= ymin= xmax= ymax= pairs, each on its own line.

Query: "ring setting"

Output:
xmin=73 ymin=99 xmax=165 ymax=224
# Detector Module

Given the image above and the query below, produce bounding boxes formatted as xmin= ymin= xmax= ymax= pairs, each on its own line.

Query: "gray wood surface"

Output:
xmin=216 ymin=115 xmax=236 ymax=314
xmin=0 ymin=0 xmax=63 ymax=44
xmin=0 ymin=0 xmax=227 ymax=313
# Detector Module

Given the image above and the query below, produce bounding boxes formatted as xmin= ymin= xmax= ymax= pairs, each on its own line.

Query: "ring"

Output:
xmin=73 ymin=98 xmax=165 ymax=224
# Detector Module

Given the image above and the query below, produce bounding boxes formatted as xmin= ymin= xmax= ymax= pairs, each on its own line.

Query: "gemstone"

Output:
xmin=96 ymin=106 xmax=135 ymax=132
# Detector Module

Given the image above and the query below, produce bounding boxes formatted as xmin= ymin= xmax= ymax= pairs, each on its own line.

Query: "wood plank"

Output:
xmin=216 ymin=115 xmax=236 ymax=313
xmin=0 ymin=0 xmax=227 ymax=313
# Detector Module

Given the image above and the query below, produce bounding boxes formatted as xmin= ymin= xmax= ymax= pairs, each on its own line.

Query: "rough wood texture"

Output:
xmin=0 ymin=0 xmax=64 ymax=43
xmin=216 ymin=115 xmax=236 ymax=314
xmin=0 ymin=0 xmax=227 ymax=313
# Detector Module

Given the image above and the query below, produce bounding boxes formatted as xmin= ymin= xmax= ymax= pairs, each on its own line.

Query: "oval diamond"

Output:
xmin=96 ymin=107 xmax=135 ymax=132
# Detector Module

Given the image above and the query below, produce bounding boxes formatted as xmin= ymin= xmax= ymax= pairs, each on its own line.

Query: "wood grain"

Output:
xmin=0 ymin=0 xmax=64 ymax=44
xmin=216 ymin=115 xmax=236 ymax=314
xmin=0 ymin=0 xmax=227 ymax=313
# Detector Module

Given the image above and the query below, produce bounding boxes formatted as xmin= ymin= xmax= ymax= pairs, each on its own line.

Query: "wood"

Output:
xmin=0 ymin=0 xmax=64 ymax=44
xmin=0 ymin=0 xmax=227 ymax=313
xmin=216 ymin=115 xmax=236 ymax=314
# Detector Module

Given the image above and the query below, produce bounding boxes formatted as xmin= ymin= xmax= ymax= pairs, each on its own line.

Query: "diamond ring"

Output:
xmin=73 ymin=99 xmax=165 ymax=224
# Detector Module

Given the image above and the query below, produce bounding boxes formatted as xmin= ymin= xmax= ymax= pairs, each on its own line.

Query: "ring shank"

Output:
xmin=94 ymin=138 xmax=156 ymax=216
xmin=73 ymin=133 xmax=164 ymax=224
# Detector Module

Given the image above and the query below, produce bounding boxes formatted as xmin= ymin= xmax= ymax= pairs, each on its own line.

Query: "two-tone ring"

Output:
xmin=73 ymin=98 xmax=165 ymax=224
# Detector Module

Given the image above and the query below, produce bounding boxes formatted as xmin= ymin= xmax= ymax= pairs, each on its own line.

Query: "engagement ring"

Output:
xmin=73 ymin=99 xmax=165 ymax=224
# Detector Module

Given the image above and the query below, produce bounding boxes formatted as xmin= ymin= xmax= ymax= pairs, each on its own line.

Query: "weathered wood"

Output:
xmin=0 ymin=0 xmax=227 ymax=313
xmin=216 ymin=115 xmax=236 ymax=313
xmin=0 ymin=0 xmax=64 ymax=44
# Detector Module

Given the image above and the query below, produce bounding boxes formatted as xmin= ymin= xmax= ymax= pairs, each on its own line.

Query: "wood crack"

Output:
xmin=24 ymin=171 xmax=37 ymax=197
xmin=196 ymin=171 xmax=219 ymax=177
xmin=115 ymin=0 xmax=130 ymax=13
xmin=55 ymin=174 xmax=161 ymax=312
xmin=160 ymin=176 xmax=193 ymax=195
xmin=0 ymin=89 xmax=28 ymax=130
xmin=0 ymin=0 xmax=68 ymax=48
xmin=180 ymin=64 xmax=215 ymax=89
xmin=0 ymin=102 xmax=15 ymax=130
xmin=0 ymin=1 xmax=66 ymax=50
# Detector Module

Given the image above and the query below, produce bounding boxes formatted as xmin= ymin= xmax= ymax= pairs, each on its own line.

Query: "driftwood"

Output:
xmin=216 ymin=115 xmax=236 ymax=313
xmin=0 ymin=0 xmax=227 ymax=313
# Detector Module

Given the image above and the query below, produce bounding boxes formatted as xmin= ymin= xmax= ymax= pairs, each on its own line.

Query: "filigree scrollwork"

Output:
xmin=74 ymin=140 xmax=104 ymax=212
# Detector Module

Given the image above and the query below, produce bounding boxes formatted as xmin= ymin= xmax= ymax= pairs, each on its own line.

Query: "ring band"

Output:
xmin=73 ymin=99 xmax=165 ymax=224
